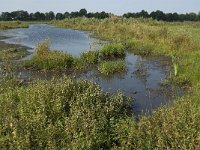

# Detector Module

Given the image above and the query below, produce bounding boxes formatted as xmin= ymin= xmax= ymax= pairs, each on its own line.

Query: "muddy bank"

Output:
xmin=0 ymin=36 xmax=32 ymax=62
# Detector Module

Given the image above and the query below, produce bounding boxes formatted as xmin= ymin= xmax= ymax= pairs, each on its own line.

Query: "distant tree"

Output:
xmin=79 ymin=8 xmax=87 ymax=17
xmin=10 ymin=10 xmax=29 ymax=21
xmin=70 ymin=11 xmax=79 ymax=18
xmin=56 ymin=13 xmax=65 ymax=20
xmin=29 ymin=13 xmax=34 ymax=20
xmin=1 ymin=12 xmax=12 ymax=21
xmin=198 ymin=12 xmax=200 ymax=21
xmin=64 ymin=12 xmax=70 ymax=18
xmin=139 ymin=10 xmax=149 ymax=18
xmin=188 ymin=13 xmax=198 ymax=21
xmin=87 ymin=12 xmax=94 ymax=18
xmin=45 ymin=11 xmax=55 ymax=20
xmin=33 ymin=12 xmax=45 ymax=20
xmin=123 ymin=12 xmax=133 ymax=18
xmin=99 ymin=11 xmax=109 ymax=19
xmin=150 ymin=10 xmax=166 ymax=21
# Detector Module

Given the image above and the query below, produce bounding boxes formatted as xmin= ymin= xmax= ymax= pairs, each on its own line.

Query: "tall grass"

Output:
xmin=25 ymin=41 xmax=73 ymax=70
xmin=0 ymin=21 xmax=28 ymax=29
xmin=99 ymin=43 xmax=125 ymax=59
xmin=98 ymin=60 xmax=126 ymax=76
xmin=53 ymin=18 xmax=197 ymax=56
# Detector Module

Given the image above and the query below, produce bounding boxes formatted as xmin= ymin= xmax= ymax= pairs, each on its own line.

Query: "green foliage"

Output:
xmin=2 ymin=18 xmax=200 ymax=149
xmin=99 ymin=43 xmax=125 ymax=59
xmin=98 ymin=60 xmax=126 ymax=76
xmin=0 ymin=77 xmax=131 ymax=149
xmin=25 ymin=41 xmax=73 ymax=70
xmin=80 ymin=50 xmax=99 ymax=64
xmin=73 ymin=57 xmax=86 ymax=71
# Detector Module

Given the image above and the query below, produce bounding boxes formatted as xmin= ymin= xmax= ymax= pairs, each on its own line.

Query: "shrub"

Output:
xmin=0 ymin=77 xmax=131 ymax=149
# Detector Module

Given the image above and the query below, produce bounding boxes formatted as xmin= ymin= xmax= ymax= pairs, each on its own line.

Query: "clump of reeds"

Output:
xmin=26 ymin=41 xmax=73 ymax=70
xmin=99 ymin=43 xmax=126 ymax=59
xmin=98 ymin=60 xmax=126 ymax=76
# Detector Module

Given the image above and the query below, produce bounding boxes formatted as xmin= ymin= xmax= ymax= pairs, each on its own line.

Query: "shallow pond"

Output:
xmin=0 ymin=24 xmax=182 ymax=116
xmin=0 ymin=24 xmax=99 ymax=56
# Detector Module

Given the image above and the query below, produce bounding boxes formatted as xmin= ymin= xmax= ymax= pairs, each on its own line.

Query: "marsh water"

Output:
xmin=0 ymin=24 xmax=99 ymax=56
xmin=0 ymin=24 xmax=181 ymax=115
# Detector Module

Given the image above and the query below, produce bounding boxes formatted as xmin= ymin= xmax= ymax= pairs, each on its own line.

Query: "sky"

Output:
xmin=0 ymin=0 xmax=199 ymax=15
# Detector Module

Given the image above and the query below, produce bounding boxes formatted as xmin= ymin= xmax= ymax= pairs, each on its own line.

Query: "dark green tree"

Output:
xmin=79 ymin=8 xmax=87 ymax=17
xmin=56 ymin=13 xmax=65 ymax=20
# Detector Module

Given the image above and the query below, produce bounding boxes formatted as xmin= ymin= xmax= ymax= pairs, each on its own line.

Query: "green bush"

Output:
xmin=99 ymin=43 xmax=125 ymax=59
xmin=0 ymin=77 xmax=131 ymax=149
xmin=98 ymin=60 xmax=126 ymax=76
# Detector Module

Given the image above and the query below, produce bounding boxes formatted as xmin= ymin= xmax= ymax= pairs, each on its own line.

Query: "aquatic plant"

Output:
xmin=98 ymin=60 xmax=126 ymax=76
xmin=99 ymin=43 xmax=126 ymax=59
xmin=73 ymin=57 xmax=86 ymax=71
xmin=25 ymin=41 xmax=73 ymax=70
xmin=80 ymin=50 xmax=99 ymax=64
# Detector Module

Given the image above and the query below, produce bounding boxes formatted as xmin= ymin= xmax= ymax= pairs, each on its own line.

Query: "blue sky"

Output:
xmin=0 ymin=0 xmax=199 ymax=15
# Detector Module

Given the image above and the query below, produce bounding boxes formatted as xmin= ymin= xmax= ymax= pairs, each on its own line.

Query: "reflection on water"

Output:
xmin=0 ymin=24 xmax=99 ymax=56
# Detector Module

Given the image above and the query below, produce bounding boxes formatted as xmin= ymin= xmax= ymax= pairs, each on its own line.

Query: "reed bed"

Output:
xmin=0 ymin=21 xmax=28 ymax=29
xmin=98 ymin=60 xmax=126 ymax=76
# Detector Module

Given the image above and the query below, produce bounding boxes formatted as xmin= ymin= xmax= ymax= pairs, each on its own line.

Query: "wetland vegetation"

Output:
xmin=0 ymin=16 xmax=200 ymax=149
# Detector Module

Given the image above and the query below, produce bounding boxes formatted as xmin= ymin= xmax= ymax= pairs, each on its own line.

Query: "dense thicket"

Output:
xmin=123 ymin=10 xmax=200 ymax=22
xmin=0 ymin=9 xmax=109 ymax=21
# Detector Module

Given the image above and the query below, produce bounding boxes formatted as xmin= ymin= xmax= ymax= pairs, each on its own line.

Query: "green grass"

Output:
xmin=80 ymin=50 xmax=99 ymax=64
xmin=99 ymin=43 xmax=125 ymax=59
xmin=25 ymin=41 xmax=73 ymax=70
xmin=98 ymin=60 xmax=126 ymax=76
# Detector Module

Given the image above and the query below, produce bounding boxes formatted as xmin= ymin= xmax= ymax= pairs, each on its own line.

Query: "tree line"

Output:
xmin=0 ymin=9 xmax=110 ymax=21
xmin=123 ymin=10 xmax=200 ymax=22
xmin=1 ymin=9 xmax=200 ymax=22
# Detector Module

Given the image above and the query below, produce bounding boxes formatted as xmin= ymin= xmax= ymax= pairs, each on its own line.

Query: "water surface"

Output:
xmin=0 ymin=24 xmax=99 ymax=56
